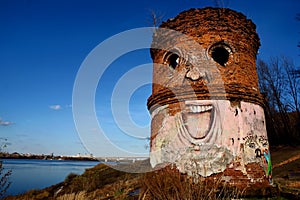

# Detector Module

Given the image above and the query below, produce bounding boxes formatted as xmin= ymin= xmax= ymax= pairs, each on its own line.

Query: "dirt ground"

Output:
xmin=271 ymin=145 xmax=300 ymax=197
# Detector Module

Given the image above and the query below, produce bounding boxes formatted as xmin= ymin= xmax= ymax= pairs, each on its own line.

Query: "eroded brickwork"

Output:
xmin=147 ymin=7 xmax=272 ymax=191
xmin=148 ymin=8 xmax=263 ymax=110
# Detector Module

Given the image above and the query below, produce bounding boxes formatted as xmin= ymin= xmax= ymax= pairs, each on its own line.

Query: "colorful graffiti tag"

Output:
xmin=263 ymin=149 xmax=272 ymax=182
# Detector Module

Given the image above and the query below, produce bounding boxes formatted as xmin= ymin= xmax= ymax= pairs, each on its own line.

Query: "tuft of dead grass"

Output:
xmin=56 ymin=191 xmax=87 ymax=200
xmin=139 ymin=165 xmax=244 ymax=200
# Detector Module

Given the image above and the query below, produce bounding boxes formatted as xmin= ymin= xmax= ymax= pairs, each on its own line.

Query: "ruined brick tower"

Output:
xmin=147 ymin=7 xmax=272 ymax=190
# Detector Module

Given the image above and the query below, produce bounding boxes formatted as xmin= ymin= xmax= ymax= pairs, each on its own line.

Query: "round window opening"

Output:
xmin=211 ymin=46 xmax=230 ymax=66
xmin=166 ymin=53 xmax=180 ymax=69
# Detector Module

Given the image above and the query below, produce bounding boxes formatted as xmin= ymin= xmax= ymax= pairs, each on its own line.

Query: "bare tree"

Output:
xmin=257 ymin=58 xmax=285 ymax=143
xmin=257 ymin=57 xmax=300 ymax=145
xmin=282 ymin=57 xmax=300 ymax=115
xmin=212 ymin=0 xmax=229 ymax=8
xmin=148 ymin=9 xmax=164 ymax=27
xmin=296 ymin=13 xmax=300 ymax=77
xmin=297 ymin=13 xmax=300 ymax=50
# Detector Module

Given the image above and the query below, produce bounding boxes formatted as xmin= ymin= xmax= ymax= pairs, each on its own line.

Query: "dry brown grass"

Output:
xmin=56 ymin=191 xmax=87 ymax=200
xmin=273 ymin=153 xmax=300 ymax=169
xmin=139 ymin=165 xmax=244 ymax=200
xmin=286 ymin=181 xmax=300 ymax=189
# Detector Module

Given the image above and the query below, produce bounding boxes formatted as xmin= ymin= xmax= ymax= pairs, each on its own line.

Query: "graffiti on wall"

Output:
xmin=263 ymin=149 xmax=272 ymax=182
xmin=242 ymin=132 xmax=272 ymax=182
xmin=150 ymin=100 xmax=273 ymax=182
xmin=243 ymin=134 xmax=268 ymax=149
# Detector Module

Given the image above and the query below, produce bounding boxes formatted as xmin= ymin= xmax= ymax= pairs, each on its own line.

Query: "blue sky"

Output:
xmin=0 ymin=0 xmax=299 ymax=157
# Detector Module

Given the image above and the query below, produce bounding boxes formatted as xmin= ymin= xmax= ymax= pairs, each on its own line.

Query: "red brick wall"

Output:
xmin=148 ymin=7 xmax=263 ymax=111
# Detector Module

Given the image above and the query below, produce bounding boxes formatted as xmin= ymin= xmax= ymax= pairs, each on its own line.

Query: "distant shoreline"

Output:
xmin=0 ymin=152 xmax=98 ymax=162
xmin=0 ymin=152 xmax=149 ymax=163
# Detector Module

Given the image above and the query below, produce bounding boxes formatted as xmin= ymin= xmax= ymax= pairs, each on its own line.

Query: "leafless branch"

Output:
xmin=148 ymin=9 xmax=164 ymax=27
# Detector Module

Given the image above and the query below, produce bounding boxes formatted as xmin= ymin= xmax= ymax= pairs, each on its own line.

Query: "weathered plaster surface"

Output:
xmin=150 ymin=100 xmax=270 ymax=178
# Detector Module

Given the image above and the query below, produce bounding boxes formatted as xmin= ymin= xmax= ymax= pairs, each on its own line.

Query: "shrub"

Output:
xmin=0 ymin=160 xmax=12 ymax=198
xmin=64 ymin=173 xmax=78 ymax=184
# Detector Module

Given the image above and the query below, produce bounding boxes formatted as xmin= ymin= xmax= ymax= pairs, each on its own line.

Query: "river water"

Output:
xmin=1 ymin=159 xmax=100 ymax=197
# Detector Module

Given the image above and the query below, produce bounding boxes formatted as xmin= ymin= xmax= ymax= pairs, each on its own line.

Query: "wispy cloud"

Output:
xmin=49 ymin=104 xmax=62 ymax=110
xmin=65 ymin=104 xmax=72 ymax=108
xmin=0 ymin=118 xmax=14 ymax=126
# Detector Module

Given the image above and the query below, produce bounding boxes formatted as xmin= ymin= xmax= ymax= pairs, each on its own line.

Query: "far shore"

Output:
xmin=0 ymin=152 xmax=98 ymax=161
xmin=0 ymin=152 xmax=149 ymax=163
